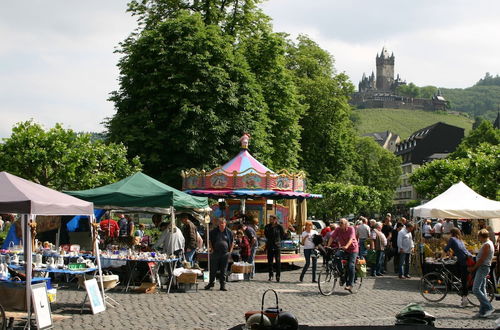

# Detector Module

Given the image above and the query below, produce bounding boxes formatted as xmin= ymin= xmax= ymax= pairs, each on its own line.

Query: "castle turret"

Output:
xmin=376 ymin=46 xmax=395 ymax=90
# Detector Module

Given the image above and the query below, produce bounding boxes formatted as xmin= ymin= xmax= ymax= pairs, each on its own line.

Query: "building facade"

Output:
xmin=393 ymin=122 xmax=464 ymax=205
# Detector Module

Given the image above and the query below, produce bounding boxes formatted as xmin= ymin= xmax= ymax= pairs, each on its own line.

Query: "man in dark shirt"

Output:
xmin=180 ymin=214 xmax=198 ymax=265
xmin=391 ymin=222 xmax=404 ymax=273
xmin=264 ymin=215 xmax=286 ymax=282
xmin=205 ymin=218 xmax=234 ymax=291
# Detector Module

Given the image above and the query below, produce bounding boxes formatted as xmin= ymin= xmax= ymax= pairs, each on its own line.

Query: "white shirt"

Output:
xmin=433 ymin=222 xmax=442 ymax=234
xmin=423 ymin=224 xmax=432 ymax=237
xmin=153 ymin=228 xmax=185 ymax=255
xmin=397 ymin=228 xmax=414 ymax=253
xmin=442 ymin=221 xmax=454 ymax=234
xmin=356 ymin=224 xmax=370 ymax=239
xmin=301 ymin=230 xmax=318 ymax=249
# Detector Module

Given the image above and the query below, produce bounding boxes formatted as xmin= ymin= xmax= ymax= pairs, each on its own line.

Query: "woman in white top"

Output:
xmin=422 ymin=219 xmax=433 ymax=239
xmin=299 ymin=221 xmax=319 ymax=282
xmin=468 ymin=229 xmax=495 ymax=317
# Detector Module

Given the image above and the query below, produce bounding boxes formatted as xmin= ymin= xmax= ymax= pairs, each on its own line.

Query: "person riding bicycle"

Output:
xmin=327 ymin=218 xmax=359 ymax=292
xmin=443 ymin=227 xmax=472 ymax=307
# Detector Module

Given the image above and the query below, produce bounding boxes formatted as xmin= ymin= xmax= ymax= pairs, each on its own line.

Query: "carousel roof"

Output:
xmin=183 ymin=189 xmax=322 ymax=200
xmin=181 ymin=134 xmax=322 ymax=199
xmin=218 ymin=149 xmax=274 ymax=175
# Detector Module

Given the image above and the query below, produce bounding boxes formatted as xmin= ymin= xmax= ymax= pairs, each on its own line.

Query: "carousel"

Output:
xmin=181 ymin=134 xmax=321 ymax=264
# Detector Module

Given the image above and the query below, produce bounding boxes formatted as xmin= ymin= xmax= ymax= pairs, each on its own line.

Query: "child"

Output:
xmin=236 ymin=230 xmax=251 ymax=262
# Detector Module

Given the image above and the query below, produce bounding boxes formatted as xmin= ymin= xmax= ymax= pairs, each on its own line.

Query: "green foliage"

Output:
xmin=285 ymin=35 xmax=355 ymax=183
xmin=108 ymin=11 xmax=272 ymax=186
xmin=396 ymin=82 xmax=419 ymax=98
xmin=410 ymin=121 xmax=500 ymax=200
xmin=451 ymin=120 xmax=500 ymax=158
xmin=240 ymin=29 xmax=304 ymax=170
xmin=440 ymin=85 xmax=500 ymax=119
xmin=309 ymin=182 xmax=382 ymax=219
xmin=354 ymin=108 xmax=473 ymax=139
xmin=0 ymin=121 xmax=142 ymax=191
xmin=475 ymin=72 xmax=500 ymax=87
xmin=351 ymin=137 xmax=401 ymax=209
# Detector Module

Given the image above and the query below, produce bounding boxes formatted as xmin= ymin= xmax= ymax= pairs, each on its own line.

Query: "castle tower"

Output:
xmin=376 ymin=46 xmax=395 ymax=90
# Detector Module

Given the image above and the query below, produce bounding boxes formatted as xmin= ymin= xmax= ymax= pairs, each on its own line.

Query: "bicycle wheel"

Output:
xmin=420 ymin=272 xmax=448 ymax=302
xmin=318 ymin=265 xmax=338 ymax=296
xmin=467 ymin=279 xmax=495 ymax=307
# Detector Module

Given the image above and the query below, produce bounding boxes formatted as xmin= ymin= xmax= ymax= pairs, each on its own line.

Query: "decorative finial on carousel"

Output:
xmin=240 ymin=132 xmax=251 ymax=149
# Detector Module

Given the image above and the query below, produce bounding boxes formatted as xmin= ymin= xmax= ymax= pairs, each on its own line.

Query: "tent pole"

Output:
xmin=170 ymin=207 xmax=175 ymax=257
xmin=25 ymin=214 xmax=33 ymax=330
xmin=90 ymin=214 xmax=106 ymax=307
xmin=206 ymin=221 xmax=210 ymax=278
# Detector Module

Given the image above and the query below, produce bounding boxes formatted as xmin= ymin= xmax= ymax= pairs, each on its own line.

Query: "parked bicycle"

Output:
xmin=420 ymin=258 xmax=495 ymax=306
xmin=318 ymin=247 xmax=363 ymax=296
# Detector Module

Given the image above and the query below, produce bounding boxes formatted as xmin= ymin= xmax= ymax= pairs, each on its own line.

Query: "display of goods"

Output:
xmin=422 ymin=236 xmax=482 ymax=258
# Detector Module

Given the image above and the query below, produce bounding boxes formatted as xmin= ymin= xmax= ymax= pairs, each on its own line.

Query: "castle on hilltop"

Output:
xmin=351 ymin=47 xmax=447 ymax=111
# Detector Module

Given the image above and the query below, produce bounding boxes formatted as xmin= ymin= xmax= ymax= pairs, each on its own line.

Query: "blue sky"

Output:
xmin=1 ymin=0 xmax=499 ymax=138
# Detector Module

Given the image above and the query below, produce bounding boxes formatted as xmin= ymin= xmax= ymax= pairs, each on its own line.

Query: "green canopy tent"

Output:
xmin=65 ymin=172 xmax=209 ymax=214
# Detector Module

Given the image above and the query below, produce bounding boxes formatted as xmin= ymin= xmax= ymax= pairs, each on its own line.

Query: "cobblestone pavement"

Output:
xmin=28 ymin=262 xmax=500 ymax=329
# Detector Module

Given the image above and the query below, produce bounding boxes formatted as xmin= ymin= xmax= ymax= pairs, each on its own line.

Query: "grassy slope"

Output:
xmin=354 ymin=108 xmax=474 ymax=139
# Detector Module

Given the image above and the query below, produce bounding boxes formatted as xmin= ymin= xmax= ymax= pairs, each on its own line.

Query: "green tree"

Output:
xmin=0 ymin=121 xmax=142 ymax=190
xmin=419 ymin=85 xmax=438 ymax=99
xmin=396 ymin=82 xmax=419 ymax=98
xmin=107 ymin=11 xmax=271 ymax=186
xmin=309 ymin=182 xmax=382 ymax=219
xmin=410 ymin=143 xmax=499 ymax=200
xmin=451 ymin=120 xmax=500 ymax=158
xmin=351 ymin=136 xmax=401 ymax=209
xmin=240 ymin=29 xmax=304 ymax=170
xmin=285 ymin=35 xmax=356 ymax=183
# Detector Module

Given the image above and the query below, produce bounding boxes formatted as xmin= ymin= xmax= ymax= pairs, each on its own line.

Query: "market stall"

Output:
xmin=411 ymin=181 xmax=500 ymax=276
xmin=181 ymin=135 xmax=321 ymax=267
xmin=65 ymin=172 xmax=210 ymax=291
xmin=0 ymin=171 xmax=100 ymax=328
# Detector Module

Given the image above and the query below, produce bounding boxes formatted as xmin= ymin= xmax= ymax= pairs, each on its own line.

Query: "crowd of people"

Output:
xmin=96 ymin=211 xmax=496 ymax=318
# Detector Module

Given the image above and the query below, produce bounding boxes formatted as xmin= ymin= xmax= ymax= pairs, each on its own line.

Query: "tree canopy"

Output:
xmin=107 ymin=0 xmax=403 ymax=217
xmin=0 ymin=121 xmax=142 ymax=191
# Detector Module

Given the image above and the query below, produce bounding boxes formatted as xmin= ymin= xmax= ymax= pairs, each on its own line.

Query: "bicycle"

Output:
xmin=318 ymin=247 xmax=363 ymax=296
xmin=419 ymin=259 xmax=495 ymax=306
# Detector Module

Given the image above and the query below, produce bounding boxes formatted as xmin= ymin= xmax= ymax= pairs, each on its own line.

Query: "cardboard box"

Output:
xmin=231 ymin=264 xmax=253 ymax=274
xmin=176 ymin=272 xmax=197 ymax=284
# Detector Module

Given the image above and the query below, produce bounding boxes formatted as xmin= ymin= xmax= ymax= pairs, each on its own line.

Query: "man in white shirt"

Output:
xmin=397 ymin=222 xmax=414 ymax=279
xmin=442 ymin=219 xmax=454 ymax=235
xmin=356 ymin=217 xmax=370 ymax=258
xmin=153 ymin=222 xmax=185 ymax=255
xmin=433 ymin=219 xmax=443 ymax=238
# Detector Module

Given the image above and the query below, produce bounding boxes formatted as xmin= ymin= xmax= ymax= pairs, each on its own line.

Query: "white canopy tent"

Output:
xmin=412 ymin=181 xmax=500 ymax=219
xmin=0 ymin=172 xmax=103 ymax=328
